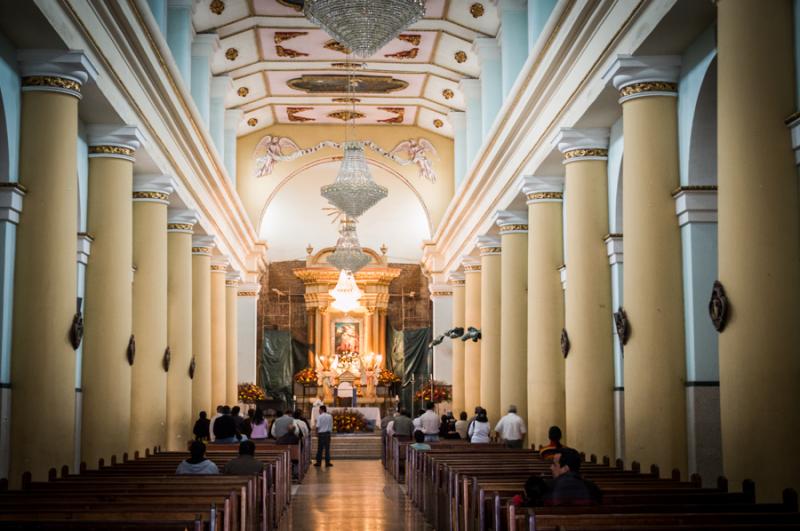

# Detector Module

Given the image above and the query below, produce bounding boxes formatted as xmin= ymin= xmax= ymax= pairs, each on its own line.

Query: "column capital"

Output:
xmin=0 ymin=183 xmax=26 ymax=224
xmin=210 ymin=256 xmax=229 ymax=273
xmin=672 ymin=186 xmax=718 ymax=226
xmin=459 ymin=78 xmax=481 ymax=99
xmin=448 ymin=110 xmax=466 ymax=128
xmin=225 ymin=271 xmax=241 ymax=287
xmin=603 ymin=54 xmax=681 ymax=103
xmin=133 ymin=174 xmax=174 ymax=204
xmin=473 ymin=37 xmax=501 ymax=61
xmin=554 ymin=127 xmax=609 ymax=164
xmin=224 ymin=108 xmax=243 ymax=130
xmin=88 ymin=125 xmax=143 ymax=161
xmin=429 ymin=283 xmax=453 ymax=298
xmin=449 ymin=272 xmax=465 ymax=286
xmin=477 ymin=234 xmax=502 ymax=255
xmin=461 ymin=255 xmax=482 ymax=272
xmin=211 ymin=75 xmax=232 ymax=99
xmin=496 ymin=210 xmax=528 ymax=233
xmin=604 ymin=233 xmax=624 ymax=265
xmin=18 ymin=50 xmax=98 ymax=99
xmin=77 ymin=232 xmax=94 ymax=266
xmin=522 ymin=176 xmax=564 ymax=203
xmin=167 ymin=208 xmax=198 ymax=233
xmin=192 ymin=234 xmax=216 ymax=255
xmin=192 ymin=32 xmax=220 ymax=58
xmin=238 ymin=282 xmax=261 ymax=297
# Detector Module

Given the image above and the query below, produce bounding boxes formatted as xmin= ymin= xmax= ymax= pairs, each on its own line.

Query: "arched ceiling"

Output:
xmin=260 ymin=159 xmax=431 ymax=263
xmin=193 ymin=0 xmax=499 ymax=138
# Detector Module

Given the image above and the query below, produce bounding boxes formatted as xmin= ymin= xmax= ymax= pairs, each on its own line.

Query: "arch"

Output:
xmin=687 ymin=56 xmax=717 ymax=186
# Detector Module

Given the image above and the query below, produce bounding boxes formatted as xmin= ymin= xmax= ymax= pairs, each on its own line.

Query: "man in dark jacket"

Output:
xmin=392 ymin=408 xmax=414 ymax=438
xmin=545 ymin=447 xmax=601 ymax=505
xmin=213 ymin=406 xmax=238 ymax=443
xmin=224 ymin=440 xmax=264 ymax=475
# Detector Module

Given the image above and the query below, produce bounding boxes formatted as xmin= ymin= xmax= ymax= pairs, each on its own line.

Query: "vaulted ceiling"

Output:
xmin=193 ymin=0 xmax=499 ymax=138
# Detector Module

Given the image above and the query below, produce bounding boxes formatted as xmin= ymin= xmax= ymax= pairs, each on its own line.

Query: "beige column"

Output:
xmin=523 ymin=177 xmax=566 ymax=447
xmin=129 ymin=175 xmax=173 ymax=455
xmin=371 ymin=311 xmax=380 ymax=355
xmin=718 ymin=0 xmax=800 ymax=500
xmin=307 ymin=310 xmax=316 ymax=366
xmin=82 ymin=126 xmax=141 ymax=468
xmin=497 ymin=211 xmax=529 ymax=430
xmin=477 ymin=236 xmax=502 ymax=425
xmin=191 ymin=236 xmax=215 ymax=418
xmin=606 ymin=56 xmax=688 ymax=476
xmin=363 ymin=308 xmax=373 ymax=356
xmin=462 ymin=256 xmax=482 ymax=413
xmin=378 ymin=310 xmax=387 ymax=363
xmin=321 ymin=307 xmax=330 ymax=357
xmin=225 ymin=273 xmax=239 ymax=406
xmin=450 ymin=273 xmax=466 ymax=415
xmin=315 ymin=307 xmax=323 ymax=358
xmin=166 ymin=210 xmax=196 ymax=451
xmin=210 ymin=257 xmax=228 ymax=407
xmin=555 ymin=128 xmax=615 ymax=459
xmin=10 ymin=52 xmax=95 ymax=483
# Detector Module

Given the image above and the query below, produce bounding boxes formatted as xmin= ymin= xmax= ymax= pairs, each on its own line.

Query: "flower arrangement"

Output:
xmin=415 ymin=378 xmax=452 ymax=404
xmin=332 ymin=408 xmax=368 ymax=433
xmin=238 ymin=382 xmax=266 ymax=404
xmin=294 ymin=367 xmax=319 ymax=385
xmin=336 ymin=350 xmax=359 ymax=366
xmin=377 ymin=368 xmax=401 ymax=385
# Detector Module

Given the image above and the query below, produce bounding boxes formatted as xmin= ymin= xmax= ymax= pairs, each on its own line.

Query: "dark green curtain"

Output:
xmin=259 ymin=329 xmax=309 ymax=406
xmin=390 ymin=327 xmax=431 ymax=413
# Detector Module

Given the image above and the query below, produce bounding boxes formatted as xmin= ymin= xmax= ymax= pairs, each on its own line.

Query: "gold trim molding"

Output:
xmin=450 ymin=279 xmax=465 ymax=286
xmin=89 ymin=145 xmax=135 ymax=158
xmin=527 ymin=191 xmax=563 ymax=201
xmin=167 ymin=223 xmax=194 ymax=231
xmin=192 ymin=246 xmax=211 ymax=254
xmin=563 ymin=148 xmax=608 ymax=161
xmin=22 ymin=75 xmax=81 ymax=95
xmin=210 ymin=264 xmax=228 ymax=272
xmin=479 ymin=247 xmax=502 ymax=254
xmin=619 ymin=81 xmax=678 ymax=98
xmin=499 ymin=224 xmax=528 ymax=233
xmin=238 ymin=291 xmax=258 ymax=297
xmin=132 ymin=191 xmax=169 ymax=201
xmin=671 ymin=185 xmax=718 ymax=197
xmin=225 ymin=280 xmax=239 ymax=287
xmin=464 ymin=264 xmax=481 ymax=272
xmin=431 ymin=291 xmax=453 ymax=297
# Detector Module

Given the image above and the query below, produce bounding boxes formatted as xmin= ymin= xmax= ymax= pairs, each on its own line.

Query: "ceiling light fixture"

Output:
xmin=329 ymin=269 xmax=363 ymax=313
xmin=327 ymin=216 xmax=371 ymax=273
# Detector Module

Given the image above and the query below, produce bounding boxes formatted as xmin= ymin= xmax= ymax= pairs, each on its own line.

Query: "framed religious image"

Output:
xmin=334 ymin=320 xmax=360 ymax=354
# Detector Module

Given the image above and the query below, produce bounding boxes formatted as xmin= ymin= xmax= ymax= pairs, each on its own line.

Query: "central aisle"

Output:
xmin=278 ymin=459 xmax=433 ymax=530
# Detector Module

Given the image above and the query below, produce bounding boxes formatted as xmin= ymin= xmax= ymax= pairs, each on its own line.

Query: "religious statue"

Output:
xmin=388 ymin=138 xmax=438 ymax=181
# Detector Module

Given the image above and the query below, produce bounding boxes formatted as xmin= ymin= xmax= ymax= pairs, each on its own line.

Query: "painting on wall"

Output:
xmin=334 ymin=321 xmax=360 ymax=354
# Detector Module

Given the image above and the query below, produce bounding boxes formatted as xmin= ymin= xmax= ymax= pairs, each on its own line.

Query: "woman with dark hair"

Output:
xmin=468 ymin=408 xmax=491 ymax=443
xmin=250 ymin=408 xmax=269 ymax=440
xmin=540 ymin=425 xmax=564 ymax=459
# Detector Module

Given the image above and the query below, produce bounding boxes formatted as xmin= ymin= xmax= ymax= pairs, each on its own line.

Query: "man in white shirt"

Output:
xmin=314 ymin=405 xmax=333 ymax=466
xmin=419 ymin=402 xmax=441 ymax=442
xmin=494 ymin=404 xmax=527 ymax=448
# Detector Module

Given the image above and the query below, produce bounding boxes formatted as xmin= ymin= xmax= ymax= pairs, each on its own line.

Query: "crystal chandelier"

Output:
xmin=327 ymin=216 xmax=371 ymax=272
xmin=329 ymin=269 xmax=363 ymax=313
xmin=304 ymin=0 xmax=426 ymax=58
xmin=321 ymin=142 xmax=388 ymax=218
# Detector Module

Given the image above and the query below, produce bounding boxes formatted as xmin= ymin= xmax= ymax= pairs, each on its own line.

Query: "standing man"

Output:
xmin=495 ymin=404 xmax=527 ymax=448
xmin=314 ymin=405 xmax=333 ymax=467
xmin=420 ymin=401 xmax=441 ymax=442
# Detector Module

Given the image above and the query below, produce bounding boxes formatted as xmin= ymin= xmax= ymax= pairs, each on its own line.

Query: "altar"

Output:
xmin=310 ymin=406 xmax=382 ymax=430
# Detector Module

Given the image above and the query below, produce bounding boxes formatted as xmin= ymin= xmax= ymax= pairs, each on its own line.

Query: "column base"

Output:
xmin=686 ymin=383 xmax=722 ymax=486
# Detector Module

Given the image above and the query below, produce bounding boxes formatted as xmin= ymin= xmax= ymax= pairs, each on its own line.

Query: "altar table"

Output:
xmin=310 ymin=406 xmax=382 ymax=429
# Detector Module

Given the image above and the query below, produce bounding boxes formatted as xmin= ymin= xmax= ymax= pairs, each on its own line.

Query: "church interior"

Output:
xmin=0 ymin=0 xmax=799 ymax=529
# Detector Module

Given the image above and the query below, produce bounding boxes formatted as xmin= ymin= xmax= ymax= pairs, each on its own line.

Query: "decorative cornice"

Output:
xmin=555 ymin=128 xmax=609 ymax=164
xmin=527 ymin=191 xmax=563 ymax=202
xmin=619 ymin=81 xmax=677 ymax=99
xmin=22 ymin=76 xmax=81 ymax=95
xmin=19 ymin=50 xmax=97 ymax=99
xmin=603 ymin=55 xmax=681 ymax=103
xmin=133 ymin=174 xmax=173 ymax=204
xmin=88 ymin=125 xmax=142 ymax=161
xmin=89 ymin=145 xmax=135 ymax=160
xmin=496 ymin=210 xmax=529 ymax=234
xmin=476 ymin=234 xmax=501 ymax=255
xmin=192 ymin=234 xmax=216 ymax=254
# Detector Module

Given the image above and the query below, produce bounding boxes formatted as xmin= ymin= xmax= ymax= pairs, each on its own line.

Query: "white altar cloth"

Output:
xmin=311 ymin=406 xmax=381 ymax=428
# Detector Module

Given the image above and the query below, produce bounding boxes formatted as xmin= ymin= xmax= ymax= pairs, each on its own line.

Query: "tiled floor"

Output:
xmin=278 ymin=460 xmax=433 ymax=530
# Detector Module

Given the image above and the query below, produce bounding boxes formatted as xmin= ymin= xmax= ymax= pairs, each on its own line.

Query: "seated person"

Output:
xmin=277 ymin=423 xmax=300 ymax=445
xmin=224 ymin=440 xmax=264 ymax=475
xmin=213 ymin=406 xmax=238 ymax=443
xmin=540 ymin=425 xmax=564 ymax=460
xmin=409 ymin=429 xmax=431 ymax=451
xmin=392 ymin=409 xmax=414 ymax=438
xmin=545 ymin=448 xmax=601 ymax=506
xmin=176 ymin=440 xmax=219 ymax=474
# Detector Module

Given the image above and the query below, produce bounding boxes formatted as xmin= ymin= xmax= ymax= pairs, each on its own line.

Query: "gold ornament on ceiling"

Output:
xmin=385 ymin=48 xmax=419 ymax=60
xmin=328 ymin=110 xmax=365 ymax=122
xmin=287 ymin=107 xmax=315 ymax=122
xmin=287 ymin=74 xmax=409 ymax=94
xmin=398 ymin=34 xmax=421 ymax=46
xmin=377 ymin=107 xmax=405 ymax=124
xmin=442 ymin=88 xmax=454 ymax=100
xmin=333 ymin=97 xmax=362 ymax=103
xmin=454 ymin=50 xmax=468 ymax=63
xmin=237 ymin=87 xmax=249 ymax=97
xmin=324 ymin=40 xmax=352 ymax=54
xmin=225 ymin=48 xmax=239 ymax=61
xmin=209 ymin=0 xmax=225 ymax=15
xmin=276 ymin=45 xmax=309 ymax=58
xmin=331 ymin=62 xmax=365 ymax=69
xmin=247 ymin=117 xmax=258 ymax=127
xmin=433 ymin=119 xmax=444 ymax=128
xmin=274 ymin=31 xmax=307 ymax=44
xmin=470 ymin=3 xmax=485 ymax=18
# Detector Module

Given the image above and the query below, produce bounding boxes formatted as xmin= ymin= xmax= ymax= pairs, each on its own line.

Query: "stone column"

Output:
xmin=10 ymin=51 xmax=96 ymax=483
xmin=474 ymin=38 xmax=502 ymax=138
xmin=449 ymin=111 xmax=467 ymax=188
xmin=430 ymin=285 xmax=454 ymax=384
xmin=210 ymin=76 xmax=231 ymax=158
xmin=604 ymin=233 xmax=625 ymax=462
xmin=191 ymin=33 xmax=219 ymax=127
xmin=460 ymin=79 xmax=483 ymax=171
xmin=477 ymin=236 xmax=502 ymax=425
xmin=237 ymin=282 xmax=260 ymax=385
xmin=555 ymin=128 xmax=615 ymax=460
xmin=523 ymin=177 xmax=566 ymax=448
xmin=191 ymin=235 xmax=214 ymax=418
xmin=606 ymin=55 xmax=688 ymax=476
xmin=74 ymin=233 xmax=92 ymax=471
xmin=210 ymin=257 xmax=228 ymax=408
xmin=225 ymin=272 xmax=239 ymax=406
xmin=82 ymin=126 xmax=141 ymax=468
xmin=166 ymin=0 xmax=194 ymax=85
xmin=0 ymin=183 xmax=24 ymax=480
xmin=166 ymin=209 xmax=196 ymax=451
xmin=462 ymin=256 xmax=482 ymax=413
xmin=717 ymin=0 xmax=800 ymax=500
xmin=497 ymin=211 xmax=529 ymax=430
xmin=449 ymin=273 xmax=466 ymax=415
xmin=499 ymin=0 xmax=529 ymax=97
xmin=224 ymin=110 xmax=242 ymax=184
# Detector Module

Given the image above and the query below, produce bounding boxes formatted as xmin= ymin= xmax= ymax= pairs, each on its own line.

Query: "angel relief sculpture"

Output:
xmin=253 ymin=135 xmax=301 ymax=177
xmin=387 ymin=138 xmax=438 ymax=182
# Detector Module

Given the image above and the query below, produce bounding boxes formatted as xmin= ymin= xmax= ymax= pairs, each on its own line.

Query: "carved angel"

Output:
xmin=389 ymin=138 xmax=438 ymax=182
xmin=253 ymin=135 xmax=301 ymax=177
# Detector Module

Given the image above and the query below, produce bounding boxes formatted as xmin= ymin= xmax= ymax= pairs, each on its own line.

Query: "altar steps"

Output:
xmin=310 ymin=433 xmax=383 ymax=460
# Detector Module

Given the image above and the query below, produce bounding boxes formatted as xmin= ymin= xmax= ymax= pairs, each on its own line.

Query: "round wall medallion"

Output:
xmin=470 ymin=3 xmax=485 ymax=18
xmin=247 ymin=117 xmax=258 ymax=127
xmin=225 ymin=48 xmax=239 ymax=61
xmin=433 ymin=119 xmax=443 ymax=128
xmin=454 ymin=51 xmax=468 ymax=64
xmin=210 ymin=0 xmax=225 ymax=15
xmin=442 ymin=88 xmax=454 ymax=100
xmin=237 ymin=86 xmax=249 ymax=97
